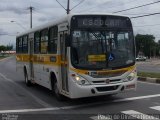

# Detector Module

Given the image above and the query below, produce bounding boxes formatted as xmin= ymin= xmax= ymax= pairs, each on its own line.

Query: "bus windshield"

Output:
xmin=71 ymin=30 xmax=135 ymax=70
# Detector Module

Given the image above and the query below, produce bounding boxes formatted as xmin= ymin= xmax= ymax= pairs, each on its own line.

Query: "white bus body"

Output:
xmin=16 ymin=13 xmax=137 ymax=99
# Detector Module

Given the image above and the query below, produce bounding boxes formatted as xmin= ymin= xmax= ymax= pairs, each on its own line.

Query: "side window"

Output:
xmin=19 ymin=37 xmax=23 ymax=53
xmin=48 ymin=26 xmax=58 ymax=54
xmin=23 ymin=35 xmax=28 ymax=53
xmin=16 ymin=38 xmax=19 ymax=53
xmin=40 ymin=29 xmax=48 ymax=54
xmin=34 ymin=32 xmax=40 ymax=54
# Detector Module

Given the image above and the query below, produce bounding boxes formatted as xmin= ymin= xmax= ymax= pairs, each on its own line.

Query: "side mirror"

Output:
xmin=65 ymin=35 xmax=71 ymax=47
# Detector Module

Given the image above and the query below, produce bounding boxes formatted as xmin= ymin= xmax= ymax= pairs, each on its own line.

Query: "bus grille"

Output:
xmin=92 ymin=79 xmax=121 ymax=84
xmin=96 ymin=85 xmax=119 ymax=92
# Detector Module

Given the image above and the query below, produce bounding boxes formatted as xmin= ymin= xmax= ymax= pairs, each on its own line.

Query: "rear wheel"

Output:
xmin=24 ymin=68 xmax=31 ymax=86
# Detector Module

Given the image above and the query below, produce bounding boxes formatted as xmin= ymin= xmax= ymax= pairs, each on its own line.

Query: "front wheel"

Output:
xmin=52 ymin=81 xmax=65 ymax=101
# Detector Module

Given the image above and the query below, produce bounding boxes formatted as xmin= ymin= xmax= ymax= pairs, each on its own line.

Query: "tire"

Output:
xmin=51 ymin=76 xmax=65 ymax=101
xmin=24 ymin=68 xmax=31 ymax=87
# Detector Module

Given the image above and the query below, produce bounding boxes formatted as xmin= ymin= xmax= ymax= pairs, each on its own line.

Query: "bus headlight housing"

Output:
xmin=72 ymin=74 xmax=90 ymax=85
xmin=124 ymin=71 xmax=136 ymax=82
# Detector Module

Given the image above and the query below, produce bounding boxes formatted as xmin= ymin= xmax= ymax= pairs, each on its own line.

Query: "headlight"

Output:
xmin=72 ymin=74 xmax=90 ymax=85
xmin=124 ymin=71 xmax=136 ymax=82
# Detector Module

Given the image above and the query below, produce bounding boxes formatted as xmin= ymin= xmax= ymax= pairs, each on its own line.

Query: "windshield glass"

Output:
xmin=71 ymin=30 xmax=135 ymax=70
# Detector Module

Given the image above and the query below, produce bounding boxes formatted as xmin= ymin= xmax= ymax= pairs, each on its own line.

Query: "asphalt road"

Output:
xmin=0 ymin=57 xmax=160 ymax=120
xmin=136 ymin=59 xmax=160 ymax=73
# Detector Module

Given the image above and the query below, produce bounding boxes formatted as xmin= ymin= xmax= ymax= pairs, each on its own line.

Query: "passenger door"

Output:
xmin=28 ymin=33 xmax=34 ymax=81
xmin=59 ymin=23 xmax=69 ymax=92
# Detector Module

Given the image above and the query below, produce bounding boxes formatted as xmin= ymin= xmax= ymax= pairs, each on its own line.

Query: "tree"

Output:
xmin=0 ymin=45 xmax=6 ymax=52
xmin=6 ymin=45 xmax=13 ymax=51
xmin=135 ymin=34 xmax=155 ymax=58
xmin=0 ymin=45 xmax=13 ymax=52
xmin=158 ymin=40 xmax=160 ymax=45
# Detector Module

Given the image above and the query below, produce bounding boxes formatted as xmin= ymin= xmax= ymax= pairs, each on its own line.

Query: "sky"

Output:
xmin=0 ymin=0 xmax=160 ymax=46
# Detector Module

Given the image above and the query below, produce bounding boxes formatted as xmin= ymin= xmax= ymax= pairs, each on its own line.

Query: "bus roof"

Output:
xmin=17 ymin=13 xmax=129 ymax=37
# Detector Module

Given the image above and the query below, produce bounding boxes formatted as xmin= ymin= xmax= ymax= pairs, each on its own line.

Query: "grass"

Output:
xmin=0 ymin=56 xmax=7 ymax=60
xmin=0 ymin=54 xmax=11 ymax=60
xmin=138 ymin=72 xmax=160 ymax=78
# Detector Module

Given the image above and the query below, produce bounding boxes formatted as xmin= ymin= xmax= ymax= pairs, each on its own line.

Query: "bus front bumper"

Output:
xmin=69 ymin=77 xmax=137 ymax=99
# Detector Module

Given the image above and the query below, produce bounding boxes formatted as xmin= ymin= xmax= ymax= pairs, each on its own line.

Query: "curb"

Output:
xmin=138 ymin=76 xmax=160 ymax=84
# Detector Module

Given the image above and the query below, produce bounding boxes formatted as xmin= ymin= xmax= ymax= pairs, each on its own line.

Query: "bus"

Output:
xmin=16 ymin=13 xmax=137 ymax=100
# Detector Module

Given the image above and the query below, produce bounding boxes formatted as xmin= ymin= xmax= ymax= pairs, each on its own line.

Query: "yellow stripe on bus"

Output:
xmin=16 ymin=54 xmax=61 ymax=66
xmin=16 ymin=54 xmax=136 ymax=75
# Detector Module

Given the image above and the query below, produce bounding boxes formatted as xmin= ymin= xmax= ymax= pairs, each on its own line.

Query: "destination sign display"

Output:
xmin=71 ymin=15 xmax=131 ymax=29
